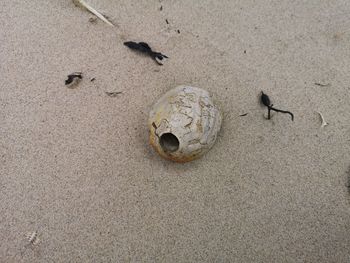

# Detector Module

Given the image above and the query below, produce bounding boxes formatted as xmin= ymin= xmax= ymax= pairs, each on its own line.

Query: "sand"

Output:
xmin=1 ymin=0 xmax=350 ymax=262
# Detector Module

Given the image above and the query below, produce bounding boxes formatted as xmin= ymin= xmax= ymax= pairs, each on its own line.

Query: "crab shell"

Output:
xmin=149 ymin=85 xmax=222 ymax=162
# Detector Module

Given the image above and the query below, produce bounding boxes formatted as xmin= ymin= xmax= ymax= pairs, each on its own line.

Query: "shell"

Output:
xmin=149 ymin=85 xmax=222 ymax=162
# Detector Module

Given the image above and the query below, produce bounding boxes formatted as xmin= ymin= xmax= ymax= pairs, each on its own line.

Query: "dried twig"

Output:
xmin=73 ymin=0 xmax=114 ymax=26
xmin=315 ymin=82 xmax=330 ymax=87
xmin=316 ymin=111 xmax=328 ymax=128
xmin=346 ymin=166 xmax=350 ymax=194
xmin=105 ymin=91 xmax=122 ymax=97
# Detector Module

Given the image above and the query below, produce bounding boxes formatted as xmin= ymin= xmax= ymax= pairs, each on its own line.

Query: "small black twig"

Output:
xmin=124 ymin=41 xmax=168 ymax=65
xmin=239 ymin=113 xmax=248 ymax=117
xmin=105 ymin=91 xmax=122 ymax=97
xmin=346 ymin=166 xmax=350 ymax=194
xmin=314 ymin=82 xmax=330 ymax=87
xmin=261 ymin=91 xmax=294 ymax=121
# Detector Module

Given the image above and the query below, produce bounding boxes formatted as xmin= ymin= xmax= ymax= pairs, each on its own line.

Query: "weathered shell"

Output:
xmin=149 ymin=85 xmax=222 ymax=162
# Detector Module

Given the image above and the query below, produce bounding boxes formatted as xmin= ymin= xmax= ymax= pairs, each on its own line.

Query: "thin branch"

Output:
xmin=73 ymin=0 xmax=114 ymax=26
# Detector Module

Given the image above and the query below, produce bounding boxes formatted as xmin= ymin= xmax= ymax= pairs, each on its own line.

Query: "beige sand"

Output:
xmin=1 ymin=0 xmax=350 ymax=262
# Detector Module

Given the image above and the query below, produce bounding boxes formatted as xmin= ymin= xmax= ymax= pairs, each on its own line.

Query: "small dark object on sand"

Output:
xmin=261 ymin=91 xmax=294 ymax=121
xmin=177 ymin=29 xmax=180 ymax=34
xmin=90 ymin=78 xmax=96 ymax=82
xmin=165 ymin=19 xmax=169 ymax=24
xmin=239 ymin=113 xmax=248 ymax=117
xmin=124 ymin=41 xmax=168 ymax=65
xmin=160 ymin=5 xmax=163 ymax=11
xmin=65 ymin=72 xmax=82 ymax=85
xmin=314 ymin=82 xmax=330 ymax=87
xmin=346 ymin=166 xmax=350 ymax=189
xmin=105 ymin=91 xmax=122 ymax=97
xmin=261 ymin=92 xmax=271 ymax=107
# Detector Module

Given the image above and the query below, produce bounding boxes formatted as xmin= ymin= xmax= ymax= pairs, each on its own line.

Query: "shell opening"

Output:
xmin=159 ymin=133 xmax=179 ymax=153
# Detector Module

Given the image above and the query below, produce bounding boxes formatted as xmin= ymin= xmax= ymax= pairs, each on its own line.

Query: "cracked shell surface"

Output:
xmin=149 ymin=85 xmax=222 ymax=162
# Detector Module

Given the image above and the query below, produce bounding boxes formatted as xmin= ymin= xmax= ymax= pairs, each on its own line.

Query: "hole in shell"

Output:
xmin=159 ymin=133 xmax=179 ymax=153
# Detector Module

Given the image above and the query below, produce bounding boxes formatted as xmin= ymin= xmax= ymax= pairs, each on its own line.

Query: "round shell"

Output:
xmin=149 ymin=85 xmax=222 ymax=162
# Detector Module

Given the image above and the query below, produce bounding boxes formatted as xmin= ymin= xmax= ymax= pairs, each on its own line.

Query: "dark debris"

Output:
xmin=105 ymin=91 xmax=122 ymax=97
xmin=65 ymin=72 xmax=82 ymax=86
xmin=261 ymin=91 xmax=294 ymax=121
xmin=315 ymin=82 xmax=330 ymax=87
xmin=124 ymin=41 xmax=168 ymax=65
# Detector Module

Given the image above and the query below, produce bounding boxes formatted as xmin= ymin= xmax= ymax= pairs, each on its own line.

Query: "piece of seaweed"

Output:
xmin=261 ymin=91 xmax=294 ymax=121
xmin=124 ymin=41 xmax=168 ymax=65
